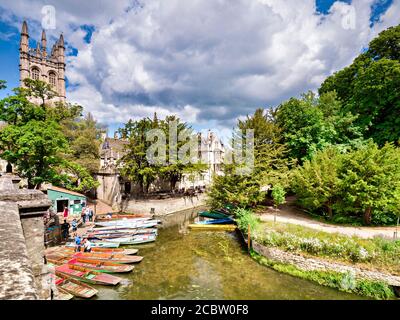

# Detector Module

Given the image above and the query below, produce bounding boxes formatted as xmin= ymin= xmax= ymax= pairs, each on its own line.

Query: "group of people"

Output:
xmin=81 ymin=206 xmax=94 ymax=224
xmin=73 ymin=234 xmax=92 ymax=252
xmin=59 ymin=205 xmax=94 ymax=242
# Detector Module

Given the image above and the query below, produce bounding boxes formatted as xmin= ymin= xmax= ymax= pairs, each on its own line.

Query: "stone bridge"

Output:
xmin=0 ymin=174 xmax=51 ymax=300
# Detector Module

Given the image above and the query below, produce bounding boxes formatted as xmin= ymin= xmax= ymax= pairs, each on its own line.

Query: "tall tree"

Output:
xmin=208 ymin=108 xmax=290 ymax=208
xmin=319 ymin=25 xmax=400 ymax=145
xmin=0 ymin=80 xmax=98 ymax=191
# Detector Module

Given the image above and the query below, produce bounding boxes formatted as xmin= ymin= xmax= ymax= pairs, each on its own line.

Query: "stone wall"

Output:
xmin=252 ymin=241 xmax=400 ymax=287
xmin=0 ymin=174 xmax=52 ymax=300
xmin=0 ymin=201 xmax=38 ymax=299
xmin=121 ymin=193 xmax=206 ymax=216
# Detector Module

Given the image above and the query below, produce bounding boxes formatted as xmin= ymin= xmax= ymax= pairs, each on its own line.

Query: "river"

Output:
xmin=95 ymin=209 xmax=363 ymax=300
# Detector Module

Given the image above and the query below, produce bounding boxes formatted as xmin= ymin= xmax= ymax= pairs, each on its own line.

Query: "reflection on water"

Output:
xmin=95 ymin=217 xmax=364 ymax=300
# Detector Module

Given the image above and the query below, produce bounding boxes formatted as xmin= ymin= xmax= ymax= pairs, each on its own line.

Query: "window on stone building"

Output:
xmin=49 ymin=72 xmax=56 ymax=87
xmin=31 ymin=68 xmax=40 ymax=80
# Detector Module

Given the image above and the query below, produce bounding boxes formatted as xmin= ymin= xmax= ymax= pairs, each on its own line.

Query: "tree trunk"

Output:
xmin=364 ymin=207 xmax=372 ymax=225
xmin=327 ymin=206 xmax=333 ymax=220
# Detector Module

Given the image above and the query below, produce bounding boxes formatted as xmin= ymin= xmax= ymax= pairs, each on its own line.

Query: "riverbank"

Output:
xmin=240 ymin=216 xmax=400 ymax=299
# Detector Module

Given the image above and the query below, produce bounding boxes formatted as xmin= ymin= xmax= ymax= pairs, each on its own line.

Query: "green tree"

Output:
xmin=291 ymin=147 xmax=343 ymax=220
xmin=0 ymin=80 xmax=6 ymax=90
xmin=274 ymin=92 xmax=363 ymax=162
xmin=0 ymin=80 xmax=99 ymax=192
xmin=62 ymin=112 xmax=101 ymax=174
xmin=208 ymin=109 xmax=290 ymax=208
xmin=340 ymin=141 xmax=400 ymax=225
xmin=319 ymin=25 xmax=400 ymax=145
xmin=119 ymin=114 xmax=205 ymax=193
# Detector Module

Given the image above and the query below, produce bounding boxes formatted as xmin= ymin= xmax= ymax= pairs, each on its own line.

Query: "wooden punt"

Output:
xmin=62 ymin=246 xmax=138 ymax=255
xmin=198 ymin=211 xmax=230 ymax=220
xmin=90 ymin=232 xmax=156 ymax=240
xmin=73 ymin=252 xmax=144 ymax=264
xmin=55 ymin=274 xmax=98 ymax=298
xmin=96 ymin=214 xmax=153 ymax=221
xmin=188 ymin=224 xmax=237 ymax=231
xmin=68 ymin=258 xmax=134 ymax=273
xmin=102 ymin=234 xmax=156 ymax=245
xmin=94 ymin=220 xmax=160 ymax=228
xmin=54 ymin=286 xmax=74 ymax=300
xmin=88 ymin=227 xmax=158 ymax=236
xmin=195 ymin=218 xmax=235 ymax=225
xmin=65 ymin=241 xmax=120 ymax=248
xmin=56 ymin=264 xmax=122 ymax=286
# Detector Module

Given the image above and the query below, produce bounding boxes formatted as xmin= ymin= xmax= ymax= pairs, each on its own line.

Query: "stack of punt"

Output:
xmin=56 ymin=264 xmax=122 ymax=285
xmin=55 ymin=274 xmax=98 ymax=298
xmin=68 ymin=258 xmax=134 ymax=273
xmin=74 ymin=251 xmax=143 ymax=264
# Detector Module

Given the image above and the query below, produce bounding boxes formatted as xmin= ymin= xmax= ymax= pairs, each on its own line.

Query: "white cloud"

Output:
xmin=1 ymin=0 xmax=399 ymax=131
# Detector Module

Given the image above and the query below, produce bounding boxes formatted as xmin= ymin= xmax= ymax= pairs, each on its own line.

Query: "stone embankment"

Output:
xmin=121 ymin=193 xmax=206 ymax=216
xmin=252 ymin=241 xmax=400 ymax=287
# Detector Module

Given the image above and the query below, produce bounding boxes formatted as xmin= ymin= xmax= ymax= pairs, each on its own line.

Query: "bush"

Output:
xmin=234 ymin=208 xmax=261 ymax=235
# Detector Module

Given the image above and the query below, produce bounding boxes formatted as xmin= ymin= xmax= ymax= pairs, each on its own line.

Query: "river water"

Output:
xmin=95 ymin=213 xmax=363 ymax=300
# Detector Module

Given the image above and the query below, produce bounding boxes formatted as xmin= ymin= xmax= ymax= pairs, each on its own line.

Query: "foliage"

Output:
xmin=257 ymin=221 xmax=400 ymax=274
xmin=0 ymin=80 xmax=6 ymax=90
xmin=0 ymin=80 xmax=99 ymax=191
xmin=319 ymin=25 xmax=400 ymax=145
xmin=274 ymin=91 xmax=363 ymax=162
xmin=119 ymin=114 xmax=206 ymax=193
xmin=271 ymin=184 xmax=286 ymax=209
xmin=291 ymin=147 xmax=343 ymax=220
xmin=234 ymin=207 xmax=261 ymax=235
xmin=292 ymin=142 xmax=400 ymax=225
xmin=251 ymin=251 xmax=395 ymax=300
xmin=208 ymin=109 xmax=290 ymax=208
xmin=62 ymin=112 xmax=101 ymax=174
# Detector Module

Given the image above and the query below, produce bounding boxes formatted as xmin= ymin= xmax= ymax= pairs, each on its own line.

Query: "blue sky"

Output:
xmin=0 ymin=0 xmax=399 ymax=139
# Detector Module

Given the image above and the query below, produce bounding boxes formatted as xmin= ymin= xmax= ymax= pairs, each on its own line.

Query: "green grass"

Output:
xmin=254 ymin=221 xmax=400 ymax=275
xmin=251 ymin=251 xmax=395 ymax=300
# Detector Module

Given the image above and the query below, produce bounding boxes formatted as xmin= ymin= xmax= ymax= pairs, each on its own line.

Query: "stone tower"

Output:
xmin=19 ymin=21 xmax=66 ymax=103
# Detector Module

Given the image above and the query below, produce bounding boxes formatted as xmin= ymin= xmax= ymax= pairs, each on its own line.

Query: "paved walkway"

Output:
xmin=259 ymin=200 xmax=399 ymax=239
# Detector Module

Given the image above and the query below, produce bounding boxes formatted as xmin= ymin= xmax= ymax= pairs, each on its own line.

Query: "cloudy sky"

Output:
xmin=0 ymin=0 xmax=399 ymax=139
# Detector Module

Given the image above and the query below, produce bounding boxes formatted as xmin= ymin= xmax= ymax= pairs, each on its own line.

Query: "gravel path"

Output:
xmin=259 ymin=200 xmax=399 ymax=239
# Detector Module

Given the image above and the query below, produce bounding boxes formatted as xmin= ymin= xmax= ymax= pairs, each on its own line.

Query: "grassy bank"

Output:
xmin=254 ymin=221 xmax=400 ymax=275
xmin=234 ymin=208 xmax=399 ymax=299
xmin=250 ymin=251 xmax=395 ymax=300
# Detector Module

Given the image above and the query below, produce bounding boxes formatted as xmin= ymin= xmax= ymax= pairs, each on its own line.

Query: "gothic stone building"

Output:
xmin=19 ymin=21 xmax=66 ymax=103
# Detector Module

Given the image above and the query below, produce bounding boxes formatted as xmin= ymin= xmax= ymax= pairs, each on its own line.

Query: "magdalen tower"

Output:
xmin=19 ymin=21 xmax=66 ymax=103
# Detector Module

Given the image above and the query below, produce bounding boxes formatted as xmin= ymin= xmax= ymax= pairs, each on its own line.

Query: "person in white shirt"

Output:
xmin=83 ymin=239 xmax=92 ymax=253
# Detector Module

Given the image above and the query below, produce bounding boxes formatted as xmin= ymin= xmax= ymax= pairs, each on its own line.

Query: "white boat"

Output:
xmin=94 ymin=220 xmax=160 ymax=228
xmin=101 ymin=234 xmax=157 ymax=245
xmin=88 ymin=228 xmax=158 ymax=236
xmin=65 ymin=241 xmax=120 ymax=248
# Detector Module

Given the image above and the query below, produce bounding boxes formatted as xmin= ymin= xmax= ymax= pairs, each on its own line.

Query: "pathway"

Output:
xmin=259 ymin=198 xmax=399 ymax=239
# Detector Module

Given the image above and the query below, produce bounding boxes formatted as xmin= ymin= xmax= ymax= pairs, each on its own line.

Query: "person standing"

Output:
xmin=74 ymin=234 xmax=82 ymax=252
xmin=61 ymin=219 xmax=70 ymax=241
xmin=63 ymin=205 xmax=69 ymax=219
xmin=88 ymin=207 xmax=94 ymax=222
xmin=71 ymin=218 xmax=78 ymax=232
xmin=85 ymin=207 xmax=90 ymax=224
xmin=81 ymin=208 xmax=86 ymax=224
xmin=83 ymin=238 xmax=92 ymax=253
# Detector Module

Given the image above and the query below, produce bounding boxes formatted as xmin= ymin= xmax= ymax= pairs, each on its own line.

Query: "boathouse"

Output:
xmin=46 ymin=186 xmax=87 ymax=217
